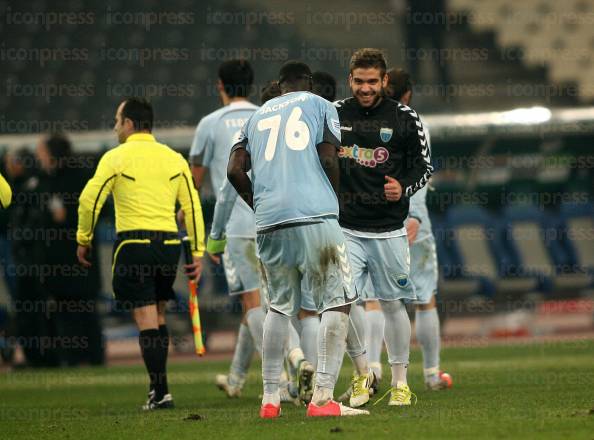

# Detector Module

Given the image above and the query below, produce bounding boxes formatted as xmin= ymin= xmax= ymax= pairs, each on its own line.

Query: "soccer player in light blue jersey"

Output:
xmin=188 ymin=60 xmax=267 ymax=398
xmin=227 ymin=61 xmax=368 ymax=418
xmin=208 ymin=80 xmax=316 ymax=405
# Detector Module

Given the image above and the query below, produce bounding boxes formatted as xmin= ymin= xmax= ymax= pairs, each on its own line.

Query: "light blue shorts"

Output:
xmin=345 ymin=233 xmax=416 ymax=302
xmin=256 ymin=217 xmax=357 ymax=317
xmin=223 ymin=237 xmax=260 ymax=296
xmin=409 ymin=236 xmax=438 ymax=304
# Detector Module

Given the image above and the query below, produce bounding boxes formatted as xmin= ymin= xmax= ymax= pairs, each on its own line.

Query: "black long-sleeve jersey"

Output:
xmin=335 ymin=96 xmax=433 ymax=232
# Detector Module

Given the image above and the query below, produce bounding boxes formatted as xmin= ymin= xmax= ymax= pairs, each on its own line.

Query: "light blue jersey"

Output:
xmin=238 ymin=91 xmax=341 ymax=229
xmin=408 ymin=125 xmax=433 ymax=243
xmin=189 ymin=101 xmax=258 ymax=238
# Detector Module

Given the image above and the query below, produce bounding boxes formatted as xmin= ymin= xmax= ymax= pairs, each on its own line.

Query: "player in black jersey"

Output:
xmin=334 ymin=49 xmax=432 ymax=408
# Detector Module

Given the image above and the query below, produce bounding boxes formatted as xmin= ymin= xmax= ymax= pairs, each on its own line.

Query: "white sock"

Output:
xmin=246 ymin=306 xmax=265 ymax=357
xmin=391 ymin=364 xmax=408 ymax=387
xmin=311 ymin=385 xmax=333 ymax=406
xmin=346 ymin=303 xmax=368 ymax=375
xmin=380 ymin=300 xmax=411 ymax=387
xmin=262 ymin=311 xmax=289 ymax=399
xmin=229 ymin=323 xmax=254 ymax=385
xmin=415 ymin=307 xmax=441 ymax=381
xmin=262 ymin=392 xmax=280 ymax=406
xmin=316 ymin=310 xmax=348 ymax=392
xmin=299 ymin=315 xmax=319 ymax=369
xmin=365 ymin=309 xmax=385 ymax=379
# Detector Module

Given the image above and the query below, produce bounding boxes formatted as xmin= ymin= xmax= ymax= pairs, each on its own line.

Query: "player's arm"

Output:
xmin=317 ymin=101 xmax=342 ymax=194
xmin=317 ymin=143 xmax=340 ymax=194
xmin=389 ymin=106 xmax=433 ymax=200
xmin=406 ymin=185 xmax=427 ymax=244
xmin=227 ymin=141 xmax=253 ymax=210
xmin=76 ymin=152 xmax=117 ymax=266
xmin=210 ymin=178 xmax=238 ymax=240
xmin=190 ymin=163 xmax=208 ymax=190
xmin=177 ymin=156 xmax=206 ymax=259
xmin=188 ymin=117 xmax=214 ymax=190
xmin=0 ymin=172 xmax=12 ymax=208
xmin=206 ymin=178 xmax=238 ymax=263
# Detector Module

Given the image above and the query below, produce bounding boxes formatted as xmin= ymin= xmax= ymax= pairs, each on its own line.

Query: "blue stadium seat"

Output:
xmin=444 ymin=206 xmax=540 ymax=299
xmin=558 ymin=202 xmax=594 ymax=275
xmin=502 ymin=205 xmax=592 ymax=297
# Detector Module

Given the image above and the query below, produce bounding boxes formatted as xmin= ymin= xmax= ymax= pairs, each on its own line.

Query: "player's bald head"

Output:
xmin=278 ymin=61 xmax=312 ymax=94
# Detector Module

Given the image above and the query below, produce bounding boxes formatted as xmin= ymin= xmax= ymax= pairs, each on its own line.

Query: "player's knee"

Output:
xmin=240 ymin=289 xmax=261 ymax=311
xmin=364 ymin=300 xmax=381 ymax=311
xmin=298 ymin=308 xmax=317 ymax=320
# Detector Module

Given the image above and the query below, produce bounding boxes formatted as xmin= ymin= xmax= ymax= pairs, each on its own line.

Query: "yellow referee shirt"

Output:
xmin=0 ymin=172 xmax=12 ymax=208
xmin=77 ymin=133 xmax=205 ymax=257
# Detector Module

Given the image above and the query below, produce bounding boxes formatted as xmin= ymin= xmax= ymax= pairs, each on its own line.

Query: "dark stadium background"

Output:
xmin=0 ymin=0 xmax=593 ymax=362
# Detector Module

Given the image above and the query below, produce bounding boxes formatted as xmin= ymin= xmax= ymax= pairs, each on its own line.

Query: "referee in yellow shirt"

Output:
xmin=77 ymin=97 xmax=205 ymax=410
xmin=0 ymin=172 xmax=12 ymax=208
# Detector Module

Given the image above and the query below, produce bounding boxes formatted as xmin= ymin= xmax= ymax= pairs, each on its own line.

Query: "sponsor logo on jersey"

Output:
xmin=338 ymin=144 xmax=389 ymax=168
xmin=380 ymin=127 xmax=393 ymax=143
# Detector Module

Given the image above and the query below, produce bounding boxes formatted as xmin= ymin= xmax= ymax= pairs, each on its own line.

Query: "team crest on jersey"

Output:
xmin=396 ymin=274 xmax=409 ymax=288
xmin=380 ymin=127 xmax=393 ymax=143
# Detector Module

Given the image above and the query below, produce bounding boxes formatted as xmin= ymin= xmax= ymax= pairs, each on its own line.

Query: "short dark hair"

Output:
xmin=349 ymin=48 xmax=387 ymax=75
xmin=278 ymin=61 xmax=312 ymax=87
xmin=45 ymin=133 xmax=72 ymax=160
xmin=386 ymin=68 xmax=413 ymax=101
xmin=121 ymin=98 xmax=153 ymax=132
xmin=260 ymin=80 xmax=281 ymax=104
xmin=312 ymin=71 xmax=337 ymax=102
xmin=218 ymin=59 xmax=254 ymax=98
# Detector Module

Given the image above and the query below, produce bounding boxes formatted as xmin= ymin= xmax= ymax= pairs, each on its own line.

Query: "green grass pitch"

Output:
xmin=2 ymin=339 xmax=593 ymax=439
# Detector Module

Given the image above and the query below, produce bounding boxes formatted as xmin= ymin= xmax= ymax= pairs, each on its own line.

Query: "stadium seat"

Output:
xmin=502 ymin=205 xmax=592 ymax=296
xmin=558 ymin=203 xmax=594 ymax=275
xmin=444 ymin=206 xmax=539 ymax=300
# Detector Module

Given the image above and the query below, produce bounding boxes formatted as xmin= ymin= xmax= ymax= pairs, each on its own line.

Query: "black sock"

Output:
xmin=139 ymin=329 xmax=166 ymax=400
xmin=158 ymin=325 xmax=170 ymax=396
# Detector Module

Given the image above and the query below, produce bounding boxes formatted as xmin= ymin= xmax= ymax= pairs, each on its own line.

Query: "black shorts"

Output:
xmin=112 ymin=230 xmax=181 ymax=310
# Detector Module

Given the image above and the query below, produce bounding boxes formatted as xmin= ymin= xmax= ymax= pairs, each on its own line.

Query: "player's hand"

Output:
xmin=77 ymin=245 xmax=92 ymax=267
xmin=406 ymin=217 xmax=420 ymax=244
xmin=384 ymin=176 xmax=402 ymax=201
xmin=208 ymin=253 xmax=221 ymax=265
xmin=185 ymin=256 xmax=202 ymax=281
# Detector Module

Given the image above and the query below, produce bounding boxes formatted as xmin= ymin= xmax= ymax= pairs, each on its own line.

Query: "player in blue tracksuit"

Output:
xmin=227 ymin=61 xmax=368 ymax=418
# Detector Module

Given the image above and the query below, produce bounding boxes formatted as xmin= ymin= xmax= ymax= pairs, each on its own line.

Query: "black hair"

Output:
xmin=386 ymin=68 xmax=413 ymax=101
xmin=260 ymin=80 xmax=282 ymax=104
xmin=350 ymin=48 xmax=387 ymax=75
xmin=218 ymin=59 xmax=254 ymax=98
xmin=312 ymin=71 xmax=337 ymax=102
xmin=45 ymin=133 xmax=72 ymax=160
xmin=278 ymin=61 xmax=312 ymax=89
xmin=121 ymin=97 xmax=154 ymax=132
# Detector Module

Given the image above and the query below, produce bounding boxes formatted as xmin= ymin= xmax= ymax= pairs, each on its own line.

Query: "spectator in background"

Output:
xmin=36 ymin=134 xmax=104 ymax=366
xmin=6 ymin=148 xmax=54 ymax=367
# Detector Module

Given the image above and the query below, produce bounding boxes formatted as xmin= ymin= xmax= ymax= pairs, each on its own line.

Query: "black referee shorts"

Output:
xmin=112 ymin=230 xmax=181 ymax=310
